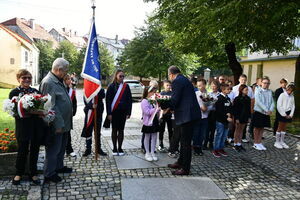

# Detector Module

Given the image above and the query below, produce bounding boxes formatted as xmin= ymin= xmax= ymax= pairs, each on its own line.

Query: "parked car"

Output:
xmin=124 ymin=80 xmax=144 ymax=100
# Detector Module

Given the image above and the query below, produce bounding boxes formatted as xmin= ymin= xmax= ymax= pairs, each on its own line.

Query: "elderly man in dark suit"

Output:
xmin=167 ymin=66 xmax=201 ymax=175
xmin=40 ymin=58 xmax=73 ymax=183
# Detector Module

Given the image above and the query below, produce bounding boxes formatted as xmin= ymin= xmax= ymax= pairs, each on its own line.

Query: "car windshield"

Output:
xmin=126 ymin=81 xmax=142 ymax=86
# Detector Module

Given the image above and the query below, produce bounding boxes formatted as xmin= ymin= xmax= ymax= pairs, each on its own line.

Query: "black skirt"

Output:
xmin=142 ymin=116 xmax=159 ymax=133
xmin=252 ymin=111 xmax=271 ymax=128
xmin=112 ymin=109 xmax=127 ymax=130
xmin=278 ymin=110 xmax=292 ymax=123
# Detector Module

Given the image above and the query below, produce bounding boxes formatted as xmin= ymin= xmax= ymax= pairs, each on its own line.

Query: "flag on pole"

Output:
xmin=81 ymin=20 xmax=101 ymax=103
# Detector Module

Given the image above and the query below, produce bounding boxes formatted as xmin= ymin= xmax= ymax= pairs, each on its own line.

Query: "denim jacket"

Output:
xmin=254 ymin=88 xmax=274 ymax=114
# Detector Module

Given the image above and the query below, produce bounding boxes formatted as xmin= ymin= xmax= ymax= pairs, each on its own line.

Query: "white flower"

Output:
xmin=3 ymin=99 xmax=16 ymax=116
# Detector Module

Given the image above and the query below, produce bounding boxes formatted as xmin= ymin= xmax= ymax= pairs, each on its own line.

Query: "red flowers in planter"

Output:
xmin=0 ymin=128 xmax=17 ymax=153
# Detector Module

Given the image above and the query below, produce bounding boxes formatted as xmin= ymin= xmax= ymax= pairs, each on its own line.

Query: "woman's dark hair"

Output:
xmin=143 ymin=86 xmax=157 ymax=99
xmin=280 ymin=78 xmax=288 ymax=84
xmin=16 ymin=69 xmax=31 ymax=79
xmin=238 ymin=84 xmax=248 ymax=96
xmin=113 ymin=69 xmax=124 ymax=83
xmin=210 ymin=80 xmax=220 ymax=89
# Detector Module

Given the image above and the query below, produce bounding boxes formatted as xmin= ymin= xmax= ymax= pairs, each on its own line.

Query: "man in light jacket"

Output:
xmin=40 ymin=58 xmax=73 ymax=183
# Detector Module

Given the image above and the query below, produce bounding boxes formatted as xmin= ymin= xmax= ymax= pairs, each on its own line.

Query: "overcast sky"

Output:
xmin=0 ymin=0 xmax=157 ymax=39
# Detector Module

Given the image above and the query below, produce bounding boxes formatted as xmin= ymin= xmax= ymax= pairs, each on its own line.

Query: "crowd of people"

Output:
xmin=8 ymin=58 xmax=296 ymax=184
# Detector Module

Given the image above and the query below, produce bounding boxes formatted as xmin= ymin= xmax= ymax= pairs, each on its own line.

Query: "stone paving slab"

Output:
xmin=121 ymin=177 xmax=228 ymax=200
xmin=108 ymin=139 xmax=142 ymax=150
xmin=115 ymin=153 xmax=175 ymax=169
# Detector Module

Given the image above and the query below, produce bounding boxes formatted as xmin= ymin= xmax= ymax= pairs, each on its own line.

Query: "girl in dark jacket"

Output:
xmin=9 ymin=69 xmax=43 ymax=185
xmin=232 ymin=84 xmax=251 ymax=152
xmin=105 ymin=69 xmax=132 ymax=156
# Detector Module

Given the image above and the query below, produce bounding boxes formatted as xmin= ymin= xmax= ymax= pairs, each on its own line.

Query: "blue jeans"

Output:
xmin=214 ymin=122 xmax=229 ymax=150
xmin=192 ymin=118 xmax=208 ymax=148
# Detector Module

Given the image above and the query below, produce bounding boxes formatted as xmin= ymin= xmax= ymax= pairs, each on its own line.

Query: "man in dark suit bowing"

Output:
xmin=167 ymin=66 xmax=201 ymax=175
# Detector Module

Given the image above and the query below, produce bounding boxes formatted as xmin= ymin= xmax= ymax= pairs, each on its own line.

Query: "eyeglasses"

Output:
xmin=21 ymin=76 xmax=32 ymax=80
xmin=119 ymin=75 xmax=125 ymax=78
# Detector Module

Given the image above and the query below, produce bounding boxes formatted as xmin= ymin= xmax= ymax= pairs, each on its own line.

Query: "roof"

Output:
xmin=0 ymin=24 xmax=34 ymax=50
xmin=49 ymin=28 xmax=87 ymax=48
xmin=1 ymin=18 xmax=58 ymax=46
xmin=97 ymin=35 xmax=129 ymax=49
xmin=240 ymin=55 xmax=298 ymax=63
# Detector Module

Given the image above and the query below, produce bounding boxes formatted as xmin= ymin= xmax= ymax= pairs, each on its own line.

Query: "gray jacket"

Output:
xmin=40 ymin=72 xmax=73 ymax=132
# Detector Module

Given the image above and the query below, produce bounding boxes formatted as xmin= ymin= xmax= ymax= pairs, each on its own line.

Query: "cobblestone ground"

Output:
xmin=1 ymin=93 xmax=300 ymax=199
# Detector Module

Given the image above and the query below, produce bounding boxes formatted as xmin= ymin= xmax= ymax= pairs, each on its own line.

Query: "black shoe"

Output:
xmin=56 ymin=166 xmax=73 ymax=173
xmin=233 ymin=145 xmax=241 ymax=152
xmin=83 ymin=149 xmax=91 ymax=157
xmin=29 ymin=176 xmax=41 ymax=185
xmin=12 ymin=176 xmax=21 ymax=185
xmin=44 ymin=174 xmax=62 ymax=183
xmin=98 ymin=148 xmax=108 ymax=156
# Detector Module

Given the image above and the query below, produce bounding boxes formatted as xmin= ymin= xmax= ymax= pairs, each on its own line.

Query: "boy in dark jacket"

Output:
xmin=213 ymin=83 xmax=233 ymax=158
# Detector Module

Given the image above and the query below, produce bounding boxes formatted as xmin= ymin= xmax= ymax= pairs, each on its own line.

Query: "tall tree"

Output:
xmin=54 ymin=40 xmax=78 ymax=73
xmin=119 ymin=20 xmax=199 ymax=82
xmin=146 ymin=0 xmax=300 ymax=117
xmin=35 ymin=40 xmax=54 ymax=80
xmin=99 ymin=43 xmax=115 ymax=81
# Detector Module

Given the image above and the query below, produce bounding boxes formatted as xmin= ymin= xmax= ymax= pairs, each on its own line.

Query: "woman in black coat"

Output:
xmin=9 ymin=69 xmax=44 ymax=185
xmin=105 ymin=69 xmax=132 ymax=156
xmin=232 ymin=84 xmax=251 ymax=152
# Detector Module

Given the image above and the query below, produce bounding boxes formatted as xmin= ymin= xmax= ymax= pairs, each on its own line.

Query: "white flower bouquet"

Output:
xmin=200 ymin=93 xmax=217 ymax=106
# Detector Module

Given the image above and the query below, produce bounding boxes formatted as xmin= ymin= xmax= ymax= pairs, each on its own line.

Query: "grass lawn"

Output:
xmin=0 ymin=88 xmax=15 ymax=131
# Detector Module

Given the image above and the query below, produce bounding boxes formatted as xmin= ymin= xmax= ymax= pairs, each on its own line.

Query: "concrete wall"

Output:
xmin=241 ymin=59 xmax=296 ymax=91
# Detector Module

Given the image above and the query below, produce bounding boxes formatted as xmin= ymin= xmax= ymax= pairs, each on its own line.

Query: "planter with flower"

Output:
xmin=0 ymin=128 xmax=18 ymax=175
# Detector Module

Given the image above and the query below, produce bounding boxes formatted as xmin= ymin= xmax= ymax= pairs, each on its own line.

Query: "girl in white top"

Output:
xmin=274 ymin=84 xmax=296 ymax=149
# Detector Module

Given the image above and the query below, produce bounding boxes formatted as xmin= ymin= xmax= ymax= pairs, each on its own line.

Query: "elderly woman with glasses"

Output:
xmin=9 ymin=69 xmax=44 ymax=185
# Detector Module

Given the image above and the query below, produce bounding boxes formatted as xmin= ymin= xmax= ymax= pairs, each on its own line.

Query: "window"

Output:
xmin=257 ymin=64 xmax=263 ymax=79
xmin=10 ymin=58 xmax=15 ymax=65
xmin=247 ymin=65 xmax=252 ymax=85
xmin=25 ymin=51 xmax=28 ymax=63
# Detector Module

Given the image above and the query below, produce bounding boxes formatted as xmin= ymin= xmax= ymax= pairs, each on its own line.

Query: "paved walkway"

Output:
xmin=1 ymin=90 xmax=300 ymax=200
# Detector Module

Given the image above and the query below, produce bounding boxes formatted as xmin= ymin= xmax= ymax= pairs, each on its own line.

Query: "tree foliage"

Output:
xmin=146 ymin=0 xmax=300 ymax=81
xmin=54 ymin=40 xmax=79 ymax=73
xmin=119 ymin=20 xmax=199 ymax=80
xmin=99 ymin=43 xmax=115 ymax=80
xmin=35 ymin=40 xmax=54 ymax=79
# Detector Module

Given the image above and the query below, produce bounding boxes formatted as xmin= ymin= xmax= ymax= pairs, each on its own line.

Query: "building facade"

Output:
xmin=240 ymin=39 xmax=300 ymax=90
xmin=0 ymin=24 xmax=39 ymax=87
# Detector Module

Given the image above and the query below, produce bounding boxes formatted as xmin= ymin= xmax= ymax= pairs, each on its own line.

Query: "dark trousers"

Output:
xmin=192 ymin=118 xmax=208 ymax=148
xmin=249 ymin=114 xmax=254 ymax=138
xmin=169 ymin=120 xmax=180 ymax=153
xmin=204 ymin=111 xmax=216 ymax=148
xmin=159 ymin=116 xmax=173 ymax=145
xmin=66 ymin=131 xmax=74 ymax=154
xmin=84 ymin=117 xmax=103 ymax=151
xmin=44 ymin=132 xmax=67 ymax=177
xmin=15 ymin=139 xmax=40 ymax=176
xmin=177 ymin=120 xmax=196 ymax=172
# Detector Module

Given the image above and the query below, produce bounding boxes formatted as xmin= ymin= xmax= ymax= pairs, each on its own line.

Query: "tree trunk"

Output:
xmin=293 ymin=54 xmax=300 ymax=119
xmin=225 ymin=42 xmax=243 ymax=85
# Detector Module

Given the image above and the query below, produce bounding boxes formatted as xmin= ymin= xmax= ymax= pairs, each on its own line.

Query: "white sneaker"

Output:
xmin=242 ymin=139 xmax=249 ymax=143
xmin=70 ymin=152 xmax=77 ymax=157
xmin=253 ymin=144 xmax=263 ymax=150
xmin=259 ymin=143 xmax=267 ymax=150
xmin=280 ymin=142 xmax=289 ymax=149
xmin=151 ymin=153 xmax=158 ymax=161
xmin=145 ymin=153 xmax=153 ymax=162
xmin=274 ymin=142 xmax=283 ymax=149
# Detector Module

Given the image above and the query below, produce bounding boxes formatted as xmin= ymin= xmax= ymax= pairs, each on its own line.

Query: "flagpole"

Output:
xmin=91 ymin=0 xmax=100 ymax=161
